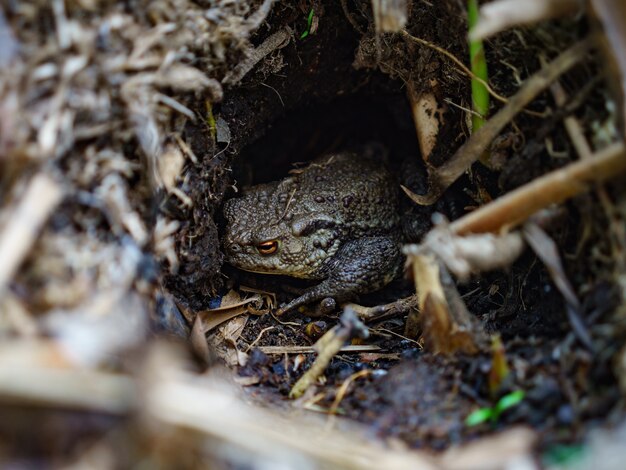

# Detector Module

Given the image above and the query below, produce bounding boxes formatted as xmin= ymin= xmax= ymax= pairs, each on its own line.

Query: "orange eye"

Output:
xmin=257 ymin=240 xmax=278 ymax=255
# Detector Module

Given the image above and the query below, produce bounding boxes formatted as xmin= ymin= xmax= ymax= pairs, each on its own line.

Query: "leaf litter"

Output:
xmin=1 ymin=0 xmax=626 ymax=468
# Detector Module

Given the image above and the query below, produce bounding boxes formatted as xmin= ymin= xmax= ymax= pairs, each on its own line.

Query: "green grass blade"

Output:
xmin=468 ymin=0 xmax=489 ymax=132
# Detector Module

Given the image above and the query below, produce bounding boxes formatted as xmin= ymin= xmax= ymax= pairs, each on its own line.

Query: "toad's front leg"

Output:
xmin=276 ymin=236 xmax=402 ymax=316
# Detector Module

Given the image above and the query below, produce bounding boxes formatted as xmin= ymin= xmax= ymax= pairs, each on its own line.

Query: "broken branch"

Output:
xmin=405 ymin=37 xmax=594 ymax=205
xmin=449 ymin=141 xmax=626 ymax=235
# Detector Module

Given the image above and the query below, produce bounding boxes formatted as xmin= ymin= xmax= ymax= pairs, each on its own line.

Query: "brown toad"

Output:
xmin=222 ymin=152 xmax=402 ymax=315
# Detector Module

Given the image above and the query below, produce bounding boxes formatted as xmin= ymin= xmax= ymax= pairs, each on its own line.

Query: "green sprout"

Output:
xmin=467 ymin=0 xmax=489 ymax=133
xmin=300 ymin=8 xmax=315 ymax=39
xmin=465 ymin=390 xmax=525 ymax=426
xmin=542 ymin=444 xmax=586 ymax=467
xmin=205 ymin=100 xmax=217 ymax=142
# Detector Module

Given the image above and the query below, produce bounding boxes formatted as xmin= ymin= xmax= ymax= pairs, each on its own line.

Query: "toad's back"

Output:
xmin=282 ymin=153 xmax=400 ymax=236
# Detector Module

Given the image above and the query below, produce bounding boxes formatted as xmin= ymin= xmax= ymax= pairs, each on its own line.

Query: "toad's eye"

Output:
xmin=257 ymin=240 xmax=278 ymax=255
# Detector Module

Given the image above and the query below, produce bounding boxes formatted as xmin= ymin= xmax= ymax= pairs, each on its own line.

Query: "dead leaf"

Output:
xmin=194 ymin=290 xmax=272 ymax=334
xmin=409 ymin=252 xmax=487 ymax=355
xmin=218 ymin=315 xmax=248 ymax=345
xmin=412 ymin=221 xmax=526 ymax=282
xmin=407 ymin=82 xmax=444 ymax=162
xmin=488 ymin=335 xmax=510 ymax=397
xmin=198 ymin=307 xmax=250 ymax=332
xmin=210 ymin=315 xmax=249 ymax=367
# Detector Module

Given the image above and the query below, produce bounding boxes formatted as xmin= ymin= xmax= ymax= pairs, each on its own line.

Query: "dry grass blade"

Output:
xmin=470 ymin=0 xmax=582 ymax=41
xmin=439 ymin=427 xmax=536 ymax=470
xmin=449 ymin=141 xmax=626 ymax=235
xmin=144 ymin=347 xmax=535 ymax=470
xmin=0 ymin=340 xmax=538 ymax=470
xmin=550 ymin=77 xmax=593 ymax=159
xmin=258 ymin=345 xmax=381 ymax=354
xmin=550 ymin=68 xmax=626 ymax=278
xmin=0 ymin=173 xmax=63 ymax=294
xmin=190 ymin=315 xmax=212 ymax=363
xmin=589 ymin=0 xmax=626 ymax=137
xmin=327 ymin=369 xmax=372 ymax=416
xmin=150 ymin=377 xmax=441 ymax=470
xmin=290 ymin=308 xmax=369 ymax=398
xmin=405 ymin=37 xmax=594 ymax=205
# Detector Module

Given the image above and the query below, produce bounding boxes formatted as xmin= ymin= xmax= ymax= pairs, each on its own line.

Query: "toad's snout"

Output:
xmin=224 ymin=241 xmax=255 ymax=257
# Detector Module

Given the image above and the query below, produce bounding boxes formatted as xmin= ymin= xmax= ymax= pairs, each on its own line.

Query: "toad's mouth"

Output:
xmin=225 ymin=254 xmax=319 ymax=280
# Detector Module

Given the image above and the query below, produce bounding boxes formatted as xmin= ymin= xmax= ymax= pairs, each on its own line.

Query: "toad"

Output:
xmin=223 ymin=152 xmax=403 ymax=315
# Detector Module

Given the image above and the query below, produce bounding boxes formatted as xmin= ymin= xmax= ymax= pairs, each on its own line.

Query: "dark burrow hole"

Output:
xmin=231 ymin=91 xmax=420 ymax=186
xmin=219 ymin=88 xmax=433 ymax=314
xmin=169 ymin=2 xmax=570 ymax=341
xmin=216 ymin=84 xmax=566 ymax=337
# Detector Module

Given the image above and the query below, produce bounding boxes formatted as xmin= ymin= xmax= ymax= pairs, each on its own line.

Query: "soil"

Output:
xmin=161 ymin=0 xmax=624 ymax=460
xmin=2 ymin=0 xmax=623 ymax=466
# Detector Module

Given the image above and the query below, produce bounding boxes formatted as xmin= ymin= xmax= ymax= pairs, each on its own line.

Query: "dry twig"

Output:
xmin=0 ymin=340 xmax=134 ymax=414
xmin=347 ymin=295 xmax=419 ymax=322
xmin=290 ymin=308 xmax=369 ymax=398
xmin=404 ymin=37 xmax=594 ymax=205
xmin=222 ymin=28 xmax=291 ymax=85
xmin=0 ymin=173 xmax=63 ymax=294
xmin=258 ymin=345 xmax=381 ymax=355
xmin=449 ymin=141 xmax=626 ymax=235
xmin=404 ymin=251 xmax=488 ymax=354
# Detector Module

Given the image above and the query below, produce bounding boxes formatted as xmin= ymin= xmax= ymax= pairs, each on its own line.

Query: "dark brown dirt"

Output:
xmin=164 ymin=0 xmax=623 ymax=460
xmin=1 ymin=0 xmax=623 ymax=466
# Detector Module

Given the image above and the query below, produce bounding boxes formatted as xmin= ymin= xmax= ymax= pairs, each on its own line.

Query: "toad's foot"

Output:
xmin=275 ymin=236 xmax=401 ymax=316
